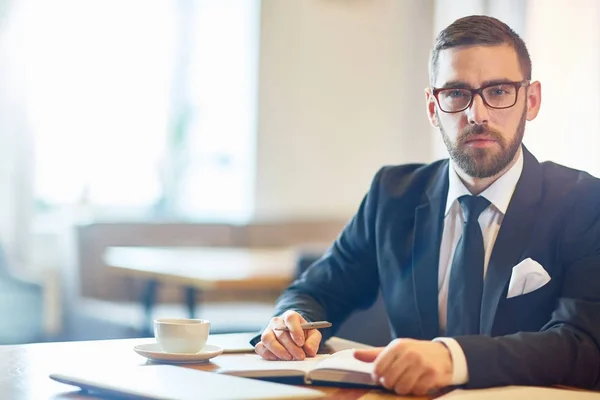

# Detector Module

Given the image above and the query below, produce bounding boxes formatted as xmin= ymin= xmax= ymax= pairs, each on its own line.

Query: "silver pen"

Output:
xmin=273 ymin=321 xmax=332 ymax=331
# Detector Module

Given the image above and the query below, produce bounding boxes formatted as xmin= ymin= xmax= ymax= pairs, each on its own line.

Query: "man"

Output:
xmin=252 ymin=15 xmax=600 ymax=396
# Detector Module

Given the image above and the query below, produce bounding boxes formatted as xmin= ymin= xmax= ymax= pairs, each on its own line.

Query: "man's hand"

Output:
xmin=254 ymin=310 xmax=322 ymax=361
xmin=354 ymin=338 xmax=453 ymax=396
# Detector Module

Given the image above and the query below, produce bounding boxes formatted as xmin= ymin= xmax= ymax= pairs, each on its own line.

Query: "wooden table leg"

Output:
xmin=185 ymin=286 xmax=199 ymax=319
xmin=142 ymin=279 xmax=158 ymax=336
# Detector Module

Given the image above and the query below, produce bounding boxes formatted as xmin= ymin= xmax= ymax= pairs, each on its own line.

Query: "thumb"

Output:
xmin=353 ymin=348 xmax=382 ymax=363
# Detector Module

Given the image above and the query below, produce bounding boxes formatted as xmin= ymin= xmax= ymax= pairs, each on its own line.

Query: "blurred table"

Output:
xmin=104 ymin=246 xmax=300 ymax=334
xmin=2 ymin=335 xmax=591 ymax=399
xmin=0 ymin=334 xmax=423 ymax=399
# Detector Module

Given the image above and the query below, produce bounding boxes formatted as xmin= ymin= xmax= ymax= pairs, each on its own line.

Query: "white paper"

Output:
xmin=213 ymin=353 xmax=330 ymax=374
xmin=311 ymin=349 xmax=374 ymax=375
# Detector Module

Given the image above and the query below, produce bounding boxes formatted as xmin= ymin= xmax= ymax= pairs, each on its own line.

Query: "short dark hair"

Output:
xmin=429 ymin=15 xmax=532 ymax=86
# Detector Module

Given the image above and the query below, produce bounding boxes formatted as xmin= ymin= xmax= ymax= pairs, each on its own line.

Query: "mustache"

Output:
xmin=458 ymin=125 xmax=503 ymax=143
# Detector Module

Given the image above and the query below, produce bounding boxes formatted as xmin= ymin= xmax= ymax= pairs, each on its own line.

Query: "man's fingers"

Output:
xmin=255 ymin=342 xmax=278 ymax=361
xmin=353 ymin=348 xmax=382 ymax=363
xmin=261 ymin=329 xmax=292 ymax=360
xmin=274 ymin=329 xmax=306 ymax=360
xmin=391 ymin=359 xmax=421 ymax=395
xmin=372 ymin=342 xmax=403 ymax=380
xmin=270 ymin=311 xmax=307 ymax=360
xmin=379 ymin=352 xmax=410 ymax=391
xmin=411 ymin=372 xmax=436 ymax=397
xmin=282 ymin=311 xmax=306 ymax=347
xmin=257 ymin=311 xmax=317 ymax=361
xmin=303 ymin=329 xmax=322 ymax=357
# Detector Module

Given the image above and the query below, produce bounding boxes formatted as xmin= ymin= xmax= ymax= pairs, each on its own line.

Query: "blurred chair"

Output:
xmin=296 ymin=252 xmax=392 ymax=347
xmin=0 ymin=245 xmax=45 ymax=344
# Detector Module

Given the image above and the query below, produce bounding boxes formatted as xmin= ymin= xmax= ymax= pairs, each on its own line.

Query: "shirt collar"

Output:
xmin=445 ymin=146 xmax=524 ymax=216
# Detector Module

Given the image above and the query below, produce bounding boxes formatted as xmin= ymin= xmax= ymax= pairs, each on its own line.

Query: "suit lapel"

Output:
xmin=480 ymin=146 xmax=543 ymax=334
xmin=412 ymin=162 xmax=449 ymax=339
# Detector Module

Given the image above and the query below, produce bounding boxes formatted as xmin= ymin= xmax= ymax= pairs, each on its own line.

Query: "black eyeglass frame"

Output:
xmin=431 ymin=80 xmax=530 ymax=113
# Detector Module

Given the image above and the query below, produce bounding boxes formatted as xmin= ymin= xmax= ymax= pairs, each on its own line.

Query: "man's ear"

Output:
xmin=425 ymin=88 xmax=439 ymax=128
xmin=526 ymin=81 xmax=542 ymax=121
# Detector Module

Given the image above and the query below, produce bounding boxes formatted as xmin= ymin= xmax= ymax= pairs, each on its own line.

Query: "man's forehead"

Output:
xmin=434 ymin=44 xmax=523 ymax=87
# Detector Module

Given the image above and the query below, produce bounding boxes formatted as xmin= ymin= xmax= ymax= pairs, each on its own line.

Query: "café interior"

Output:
xmin=0 ymin=1 xmax=599 ymax=399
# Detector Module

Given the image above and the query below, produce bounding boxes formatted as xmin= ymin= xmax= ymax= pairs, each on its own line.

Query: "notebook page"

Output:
xmin=312 ymin=349 xmax=374 ymax=374
xmin=213 ymin=353 xmax=331 ymax=375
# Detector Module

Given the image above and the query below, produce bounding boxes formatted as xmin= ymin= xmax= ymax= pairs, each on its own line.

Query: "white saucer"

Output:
xmin=134 ymin=343 xmax=224 ymax=364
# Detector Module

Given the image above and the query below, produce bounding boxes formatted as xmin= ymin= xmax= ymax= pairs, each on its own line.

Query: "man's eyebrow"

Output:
xmin=480 ymin=78 xmax=520 ymax=87
xmin=438 ymin=78 xmax=520 ymax=89
xmin=439 ymin=80 xmax=472 ymax=89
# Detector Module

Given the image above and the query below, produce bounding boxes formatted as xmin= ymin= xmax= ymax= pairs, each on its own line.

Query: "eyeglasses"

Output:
xmin=432 ymin=80 xmax=529 ymax=113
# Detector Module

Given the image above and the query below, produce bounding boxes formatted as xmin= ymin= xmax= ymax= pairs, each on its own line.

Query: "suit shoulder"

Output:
xmin=540 ymin=161 xmax=600 ymax=218
xmin=373 ymin=160 xmax=448 ymax=196
xmin=540 ymin=161 xmax=600 ymax=195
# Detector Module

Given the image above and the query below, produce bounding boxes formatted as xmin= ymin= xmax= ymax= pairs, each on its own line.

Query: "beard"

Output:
xmin=439 ymin=110 xmax=526 ymax=179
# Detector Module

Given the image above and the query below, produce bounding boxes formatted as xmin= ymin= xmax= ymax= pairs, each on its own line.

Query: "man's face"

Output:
xmin=425 ymin=44 xmax=541 ymax=178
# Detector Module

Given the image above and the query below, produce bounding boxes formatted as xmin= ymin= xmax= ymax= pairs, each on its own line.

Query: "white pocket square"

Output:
xmin=507 ymin=258 xmax=551 ymax=299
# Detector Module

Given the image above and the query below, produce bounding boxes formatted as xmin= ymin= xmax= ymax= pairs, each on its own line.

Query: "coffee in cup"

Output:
xmin=154 ymin=318 xmax=210 ymax=354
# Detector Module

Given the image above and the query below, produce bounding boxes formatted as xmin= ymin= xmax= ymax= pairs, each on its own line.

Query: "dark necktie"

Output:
xmin=446 ymin=195 xmax=490 ymax=336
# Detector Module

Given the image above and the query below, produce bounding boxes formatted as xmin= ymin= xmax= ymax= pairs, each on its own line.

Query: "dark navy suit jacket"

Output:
xmin=266 ymin=146 xmax=600 ymax=389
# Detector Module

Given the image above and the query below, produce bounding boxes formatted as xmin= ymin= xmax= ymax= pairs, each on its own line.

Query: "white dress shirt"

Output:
xmin=434 ymin=147 xmax=524 ymax=385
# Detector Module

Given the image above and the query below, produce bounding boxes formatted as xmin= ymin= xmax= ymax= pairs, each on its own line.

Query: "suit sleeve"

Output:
xmin=455 ymin=181 xmax=600 ymax=390
xmin=251 ymin=168 xmax=384 ymax=345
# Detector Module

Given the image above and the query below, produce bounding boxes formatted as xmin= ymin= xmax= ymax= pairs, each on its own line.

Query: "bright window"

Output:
xmin=16 ymin=0 xmax=259 ymax=222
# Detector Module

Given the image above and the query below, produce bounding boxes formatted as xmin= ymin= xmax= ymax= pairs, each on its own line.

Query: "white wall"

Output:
xmin=255 ymin=0 xmax=600 ymax=221
xmin=523 ymin=0 xmax=600 ymax=178
xmin=255 ymin=0 xmax=435 ymax=220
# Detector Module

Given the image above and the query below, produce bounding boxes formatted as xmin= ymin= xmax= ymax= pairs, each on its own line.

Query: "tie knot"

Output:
xmin=459 ymin=195 xmax=490 ymax=223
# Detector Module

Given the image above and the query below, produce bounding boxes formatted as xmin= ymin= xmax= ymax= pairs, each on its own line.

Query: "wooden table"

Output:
xmin=104 ymin=246 xmax=300 ymax=334
xmin=0 ymin=335 xmax=419 ymax=399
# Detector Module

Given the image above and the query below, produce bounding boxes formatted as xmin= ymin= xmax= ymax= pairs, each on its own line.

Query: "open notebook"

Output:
xmin=214 ymin=349 xmax=379 ymax=387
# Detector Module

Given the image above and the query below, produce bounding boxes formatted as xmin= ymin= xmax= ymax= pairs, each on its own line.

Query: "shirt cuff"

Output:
xmin=432 ymin=337 xmax=469 ymax=385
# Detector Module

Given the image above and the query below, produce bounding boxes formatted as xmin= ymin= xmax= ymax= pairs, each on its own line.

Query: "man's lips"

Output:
xmin=463 ymin=135 xmax=498 ymax=148
xmin=464 ymin=135 xmax=497 ymax=143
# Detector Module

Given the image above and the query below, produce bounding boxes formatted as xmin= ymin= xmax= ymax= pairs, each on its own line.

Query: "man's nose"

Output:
xmin=467 ymin=94 xmax=489 ymax=125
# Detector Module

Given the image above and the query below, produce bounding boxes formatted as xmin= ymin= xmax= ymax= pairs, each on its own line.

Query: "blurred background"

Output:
xmin=0 ymin=0 xmax=598 ymax=345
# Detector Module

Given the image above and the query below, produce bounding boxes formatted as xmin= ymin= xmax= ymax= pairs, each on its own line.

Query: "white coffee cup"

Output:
xmin=154 ymin=318 xmax=210 ymax=354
